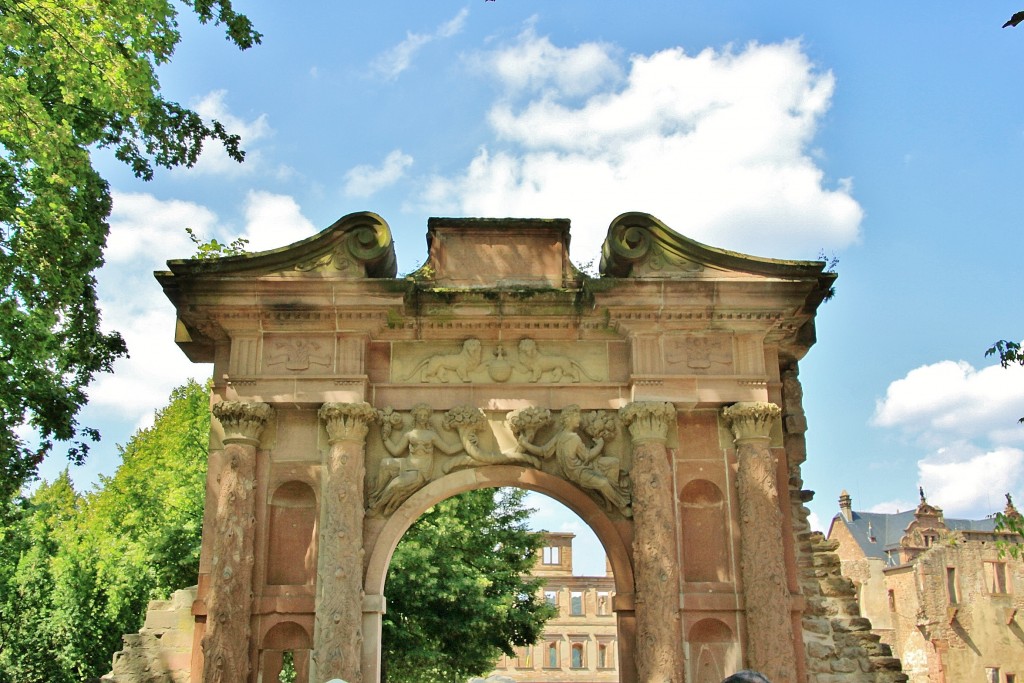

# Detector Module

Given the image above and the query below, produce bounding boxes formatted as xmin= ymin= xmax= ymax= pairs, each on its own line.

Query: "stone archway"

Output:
xmin=152 ymin=212 xmax=836 ymax=683
xmin=361 ymin=465 xmax=638 ymax=683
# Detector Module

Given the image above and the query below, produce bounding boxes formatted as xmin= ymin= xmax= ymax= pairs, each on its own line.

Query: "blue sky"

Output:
xmin=47 ymin=1 xmax=1024 ymax=574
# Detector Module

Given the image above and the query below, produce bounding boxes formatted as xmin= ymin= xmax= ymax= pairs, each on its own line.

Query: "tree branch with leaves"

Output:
xmin=0 ymin=0 xmax=259 ymax=499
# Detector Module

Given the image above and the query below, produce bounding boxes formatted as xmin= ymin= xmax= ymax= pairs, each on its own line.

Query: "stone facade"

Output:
xmin=829 ymin=490 xmax=1024 ymax=683
xmin=124 ymin=210 xmax=908 ymax=682
xmin=489 ymin=533 xmax=620 ymax=683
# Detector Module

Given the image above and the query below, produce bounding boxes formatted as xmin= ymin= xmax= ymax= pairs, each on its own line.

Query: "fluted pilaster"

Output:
xmin=313 ymin=402 xmax=375 ymax=683
xmin=619 ymin=401 xmax=682 ymax=683
xmin=202 ymin=401 xmax=273 ymax=683
xmin=722 ymin=401 xmax=797 ymax=682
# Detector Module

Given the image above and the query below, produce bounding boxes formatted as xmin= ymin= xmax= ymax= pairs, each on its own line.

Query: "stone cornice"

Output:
xmin=319 ymin=402 xmax=376 ymax=444
xmin=212 ymin=401 xmax=274 ymax=447
xmin=619 ymin=401 xmax=676 ymax=444
xmin=160 ymin=211 xmax=396 ymax=280
xmin=722 ymin=401 xmax=780 ymax=443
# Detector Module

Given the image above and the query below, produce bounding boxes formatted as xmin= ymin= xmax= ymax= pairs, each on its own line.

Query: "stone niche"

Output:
xmin=142 ymin=210 xmax=889 ymax=683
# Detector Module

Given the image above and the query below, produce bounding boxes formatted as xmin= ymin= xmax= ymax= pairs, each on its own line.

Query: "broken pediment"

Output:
xmin=599 ymin=212 xmax=834 ymax=284
xmin=159 ymin=211 xmax=397 ymax=281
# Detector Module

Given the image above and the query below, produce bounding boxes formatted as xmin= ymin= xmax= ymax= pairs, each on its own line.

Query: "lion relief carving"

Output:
xmin=516 ymin=338 xmax=598 ymax=383
xmin=404 ymin=338 xmax=483 ymax=383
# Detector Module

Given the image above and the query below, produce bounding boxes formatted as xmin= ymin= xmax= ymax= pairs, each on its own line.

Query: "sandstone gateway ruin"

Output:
xmin=129 ymin=212 xmax=907 ymax=683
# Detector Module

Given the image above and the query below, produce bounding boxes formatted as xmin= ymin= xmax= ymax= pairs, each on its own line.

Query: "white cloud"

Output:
xmin=420 ymin=36 xmax=862 ymax=262
xmin=872 ymin=359 xmax=1024 ymax=447
xmin=918 ymin=443 xmax=1024 ymax=517
xmin=240 ymin=190 xmax=317 ymax=252
xmin=90 ymin=192 xmax=217 ymax=423
xmin=189 ymin=90 xmax=271 ymax=176
xmin=106 ymin=191 xmax=214 ymax=265
xmin=372 ymin=8 xmax=469 ymax=80
xmin=807 ymin=510 xmax=823 ymax=532
xmin=483 ymin=27 xmax=622 ymax=97
xmin=343 ymin=150 xmax=414 ymax=198
xmin=873 ymin=358 xmax=1024 ymax=519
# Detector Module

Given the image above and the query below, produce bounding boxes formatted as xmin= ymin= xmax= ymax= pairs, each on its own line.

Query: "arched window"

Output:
xmin=571 ymin=642 xmax=585 ymax=669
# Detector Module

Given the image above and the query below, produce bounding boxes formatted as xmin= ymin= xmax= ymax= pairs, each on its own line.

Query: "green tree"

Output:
xmin=988 ymin=340 xmax=1024 ymax=549
xmin=0 ymin=380 xmax=210 ymax=682
xmin=986 ymin=339 xmax=1023 ymax=424
xmin=0 ymin=0 xmax=260 ymax=500
xmin=382 ymin=488 xmax=556 ymax=683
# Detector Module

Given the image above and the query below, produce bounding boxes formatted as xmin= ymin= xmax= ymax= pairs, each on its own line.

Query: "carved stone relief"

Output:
xmin=664 ymin=335 xmax=733 ymax=374
xmin=393 ymin=337 xmax=607 ymax=384
xmin=266 ymin=337 xmax=332 ymax=373
xmin=368 ymin=403 xmax=465 ymax=516
xmin=364 ymin=404 xmax=632 ymax=518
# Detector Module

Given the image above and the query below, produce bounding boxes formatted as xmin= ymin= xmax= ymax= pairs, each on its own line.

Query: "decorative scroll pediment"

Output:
xmin=160 ymin=211 xmax=397 ymax=279
xmin=599 ymin=212 xmax=833 ymax=281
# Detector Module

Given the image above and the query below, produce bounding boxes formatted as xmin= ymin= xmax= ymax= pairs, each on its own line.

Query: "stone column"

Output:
xmin=721 ymin=401 xmax=797 ymax=683
xmin=313 ymin=402 xmax=376 ymax=683
xmin=619 ymin=401 xmax=682 ymax=683
xmin=203 ymin=400 xmax=274 ymax=683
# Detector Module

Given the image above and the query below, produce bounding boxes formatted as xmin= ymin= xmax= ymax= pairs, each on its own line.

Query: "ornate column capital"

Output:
xmin=212 ymin=401 xmax=274 ymax=446
xmin=619 ymin=401 xmax=675 ymax=445
xmin=319 ymin=401 xmax=376 ymax=444
xmin=722 ymin=401 xmax=780 ymax=444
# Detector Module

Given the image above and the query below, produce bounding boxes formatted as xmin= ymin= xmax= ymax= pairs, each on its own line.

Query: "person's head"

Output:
xmin=559 ymin=405 xmax=581 ymax=429
xmin=722 ymin=671 xmax=771 ymax=683
xmin=411 ymin=403 xmax=432 ymax=424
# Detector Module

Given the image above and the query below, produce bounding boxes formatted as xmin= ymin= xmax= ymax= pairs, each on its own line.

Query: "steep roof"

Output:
xmin=832 ymin=510 xmax=997 ymax=565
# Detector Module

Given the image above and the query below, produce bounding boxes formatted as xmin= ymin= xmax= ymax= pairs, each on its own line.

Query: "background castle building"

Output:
xmin=488 ymin=532 xmax=618 ymax=683
xmin=829 ymin=490 xmax=1024 ymax=683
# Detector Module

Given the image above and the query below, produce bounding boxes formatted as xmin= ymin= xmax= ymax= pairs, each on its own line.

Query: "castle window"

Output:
xmin=545 ymin=641 xmax=559 ymax=669
xmin=543 ymin=546 xmax=560 ymax=565
xmin=986 ymin=561 xmax=1010 ymax=594
xmin=597 ymin=591 xmax=610 ymax=615
xmin=570 ymin=642 xmax=585 ymax=669
xmin=545 ymin=590 xmax=558 ymax=612
xmin=1006 ymin=674 xmax=1016 ymax=683
xmin=570 ymin=591 xmax=583 ymax=615
xmin=597 ymin=642 xmax=614 ymax=669
xmin=515 ymin=646 xmax=533 ymax=669
xmin=888 ymin=589 xmax=896 ymax=611
xmin=946 ymin=567 xmax=959 ymax=605
xmin=987 ymin=667 xmax=1000 ymax=683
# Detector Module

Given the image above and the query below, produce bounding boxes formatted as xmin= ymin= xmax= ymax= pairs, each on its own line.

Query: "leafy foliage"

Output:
xmin=382 ymin=488 xmax=556 ymax=683
xmin=0 ymin=0 xmax=259 ymax=499
xmin=0 ymin=380 xmax=209 ymax=681
xmin=186 ymin=226 xmax=250 ymax=259
xmin=1004 ymin=11 xmax=1024 ymax=28
xmin=986 ymin=339 xmax=1024 ymax=423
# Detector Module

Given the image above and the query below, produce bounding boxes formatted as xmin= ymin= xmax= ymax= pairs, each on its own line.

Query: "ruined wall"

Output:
xmin=103 ymin=588 xmax=197 ymax=683
xmin=895 ymin=540 xmax=1024 ymax=683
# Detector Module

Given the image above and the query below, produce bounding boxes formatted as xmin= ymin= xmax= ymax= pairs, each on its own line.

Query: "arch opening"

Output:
xmin=363 ymin=465 xmax=635 ymax=683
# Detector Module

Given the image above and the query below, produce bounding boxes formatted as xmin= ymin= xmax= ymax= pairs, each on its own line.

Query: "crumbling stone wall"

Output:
xmin=102 ymin=587 xmax=196 ymax=683
xmin=782 ymin=361 xmax=907 ymax=683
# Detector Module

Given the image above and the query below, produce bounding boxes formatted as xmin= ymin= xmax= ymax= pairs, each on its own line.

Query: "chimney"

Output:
xmin=839 ymin=490 xmax=853 ymax=522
